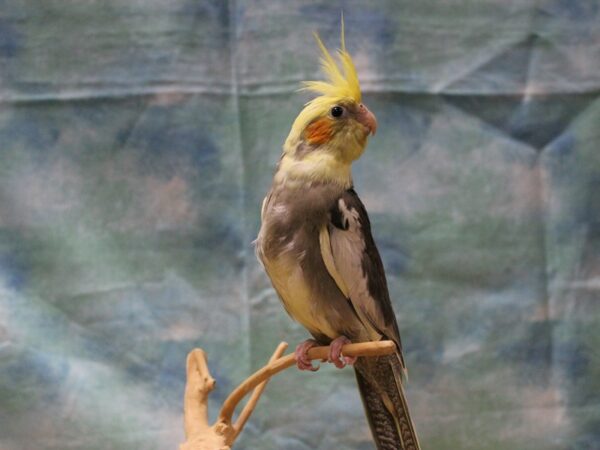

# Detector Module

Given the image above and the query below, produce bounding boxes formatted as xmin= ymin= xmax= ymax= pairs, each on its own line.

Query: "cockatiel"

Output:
xmin=255 ymin=24 xmax=421 ymax=450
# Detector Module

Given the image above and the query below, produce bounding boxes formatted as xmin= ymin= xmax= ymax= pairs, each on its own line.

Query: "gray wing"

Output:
xmin=321 ymin=189 xmax=419 ymax=446
xmin=321 ymin=188 xmax=403 ymax=355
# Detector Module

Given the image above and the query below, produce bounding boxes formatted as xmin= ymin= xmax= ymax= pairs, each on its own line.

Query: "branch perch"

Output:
xmin=179 ymin=340 xmax=396 ymax=450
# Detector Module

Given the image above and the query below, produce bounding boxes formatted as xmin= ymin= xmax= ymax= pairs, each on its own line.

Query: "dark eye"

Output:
xmin=331 ymin=106 xmax=344 ymax=118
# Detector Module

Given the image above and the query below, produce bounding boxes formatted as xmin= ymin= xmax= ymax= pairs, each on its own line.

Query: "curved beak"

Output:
xmin=356 ymin=103 xmax=377 ymax=136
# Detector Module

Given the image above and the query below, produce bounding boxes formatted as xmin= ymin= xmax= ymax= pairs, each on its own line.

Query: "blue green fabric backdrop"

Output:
xmin=1 ymin=1 xmax=600 ymax=449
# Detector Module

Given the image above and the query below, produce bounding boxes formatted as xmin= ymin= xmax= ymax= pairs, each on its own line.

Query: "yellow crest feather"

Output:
xmin=301 ymin=22 xmax=361 ymax=103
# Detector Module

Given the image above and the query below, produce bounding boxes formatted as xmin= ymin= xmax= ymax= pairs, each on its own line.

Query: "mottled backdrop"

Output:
xmin=1 ymin=1 xmax=599 ymax=449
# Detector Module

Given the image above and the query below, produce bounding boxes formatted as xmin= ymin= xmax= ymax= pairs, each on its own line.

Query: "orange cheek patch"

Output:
xmin=305 ymin=118 xmax=333 ymax=145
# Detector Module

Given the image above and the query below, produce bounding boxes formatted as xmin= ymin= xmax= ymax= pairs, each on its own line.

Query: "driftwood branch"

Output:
xmin=179 ymin=340 xmax=396 ymax=450
xmin=230 ymin=342 xmax=288 ymax=440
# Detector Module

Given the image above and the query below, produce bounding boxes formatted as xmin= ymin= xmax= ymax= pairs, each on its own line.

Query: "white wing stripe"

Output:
xmin=319 ymin=225 xmax=350 ymax=298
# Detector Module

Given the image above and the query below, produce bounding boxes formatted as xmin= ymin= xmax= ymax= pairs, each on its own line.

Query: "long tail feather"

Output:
xmin=355 ymin=354 xmax=421 ymax=450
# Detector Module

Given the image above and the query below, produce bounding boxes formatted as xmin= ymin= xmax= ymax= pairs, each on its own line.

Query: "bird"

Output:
xmin=255 ymin=22 xmax=421 ymax=450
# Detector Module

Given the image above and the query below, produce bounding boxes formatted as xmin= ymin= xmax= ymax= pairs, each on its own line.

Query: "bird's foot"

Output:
xmin=294 ymin=339 xmax=320 ymax=371
xmin=329 ymin=335 xmax=357 ymax=368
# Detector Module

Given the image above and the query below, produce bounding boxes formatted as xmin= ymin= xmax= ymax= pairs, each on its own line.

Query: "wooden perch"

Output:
xmin=179 ymin=340 xmax=396 ymax=450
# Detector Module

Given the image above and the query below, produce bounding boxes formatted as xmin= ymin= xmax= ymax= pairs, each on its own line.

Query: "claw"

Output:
xmin=328 ymin=336 xmax=356 ymax=368
xmin=294 ymin=339 xmax=320 ymax=371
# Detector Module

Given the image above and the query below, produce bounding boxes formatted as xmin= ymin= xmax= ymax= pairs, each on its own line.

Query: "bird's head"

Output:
xmin=277 ymin=23 xmax=377 ymax=188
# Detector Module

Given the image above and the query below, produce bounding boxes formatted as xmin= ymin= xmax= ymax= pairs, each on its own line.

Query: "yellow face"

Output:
xmin=301 ymin=100 xmax=377 ymax=163
xmin=276 ymin=99 xmax=377 ymax=189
